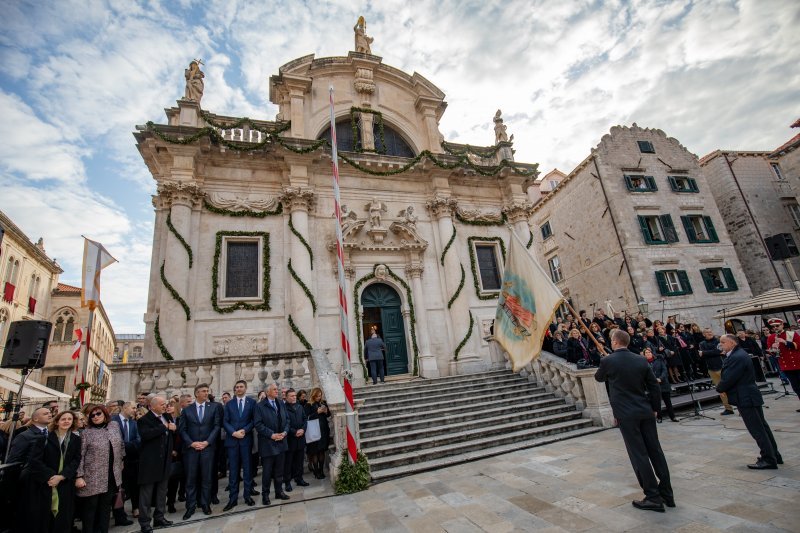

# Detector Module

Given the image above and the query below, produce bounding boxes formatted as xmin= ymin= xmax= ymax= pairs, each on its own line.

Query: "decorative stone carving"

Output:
xmin=493 ymin=109 xmax=508 ymax=144
xmin=328 ymin=202 xmax=428 ymax=254
xmin=374 ymin=264 xmax=388 ymax=280
xmin=398 ymin=206 xmax=417 ymax=228
xmin=354 ymin=16 xmax=374 ymax=54
xmin=157 ymin=181 xmax=204 ymax=208
xmin=338 ymin=205 xmax=365 ymax=239
xmin=184 ymin=59 xmax=205 ymax=103
xmin=456 ymin=206 xmax=504 ymax=224
xmin=281 ymin=186 xmax=315 ymax=212
xmin=206 ymin=192 xmax=280 ymax=212
xmin=354 ymin=68 xmax=375 ymax=94
xmin=210 ymin=334 xmax=270 ymax=357
xmin=365 ymin=198 xmax=387 ymax=229
xmin=502 ymin=200 xmax=534 ymax=224
xmin=405 ymin=263 xmax=424 ymax=279
xmin=425 ymin=194 xmax=458 ymax=219
xmin=359 ymin=111 xmax=375 ymax=151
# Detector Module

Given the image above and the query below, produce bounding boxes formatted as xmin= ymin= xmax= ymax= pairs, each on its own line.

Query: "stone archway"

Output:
xmin=360 ymin=282 xmax=409 ymax=375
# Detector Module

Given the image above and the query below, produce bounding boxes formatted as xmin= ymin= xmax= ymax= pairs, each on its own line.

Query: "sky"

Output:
xmin=1 ymin=0 xmax=798 ymax=333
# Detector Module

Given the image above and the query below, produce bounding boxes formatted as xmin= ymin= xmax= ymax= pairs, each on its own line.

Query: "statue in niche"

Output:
xmin=494 ymin=109 xmax=508 ymax=144
xmin=354 ymin=16 xmax=374 ymax=54
xmin=365 ymin=198 xmax=387 ymax=228
xmin=398 ymin=206 xmax=417 ymax=228
xmin=184 ymin=59 xmax=205 ymax=103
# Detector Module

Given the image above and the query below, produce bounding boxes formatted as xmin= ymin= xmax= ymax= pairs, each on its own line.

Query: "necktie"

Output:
xmin=270 ymin=400 xmax=276 ymax=410
xmin=199 ymin=404 xmax=204 ymax=422
xmin=42 ymin=428 xmax=48 ymax=438
xmin=238 ymin=399 xmax=243 ymax=416
xmin=123 ymin=419 xmax=129 ymax=442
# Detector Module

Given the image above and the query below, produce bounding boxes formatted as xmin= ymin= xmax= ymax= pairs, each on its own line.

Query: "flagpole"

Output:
xmin=329 ymin=86 xmax=358 ymax=465
xmin=80 ymin=305 xmax=95 ymax=406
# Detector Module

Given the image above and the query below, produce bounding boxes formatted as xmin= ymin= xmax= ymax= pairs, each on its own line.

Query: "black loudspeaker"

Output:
xmin=765 ymin=233 xmax=799 ymax=260
xmin=1 ymin=320 xmax=52 ymax=369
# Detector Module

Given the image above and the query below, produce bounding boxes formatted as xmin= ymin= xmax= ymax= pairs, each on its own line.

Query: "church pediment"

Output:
xmin=329 ymin=203 xmax=428 ymax=253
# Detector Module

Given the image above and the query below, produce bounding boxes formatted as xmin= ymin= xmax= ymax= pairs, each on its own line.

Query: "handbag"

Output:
xmin=305 ymin=418 xmax=321 ymax=444
xmin=113 ymin=487 xmax=125 ymax=509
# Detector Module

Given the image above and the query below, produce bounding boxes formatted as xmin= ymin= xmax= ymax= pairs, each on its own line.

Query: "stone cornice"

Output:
xmin=0 ymin=209 xmax=62 ymax=274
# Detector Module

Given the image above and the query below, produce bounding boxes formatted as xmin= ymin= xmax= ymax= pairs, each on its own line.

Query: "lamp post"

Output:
xmin=637 ymin=298 xmax=649 ymax=317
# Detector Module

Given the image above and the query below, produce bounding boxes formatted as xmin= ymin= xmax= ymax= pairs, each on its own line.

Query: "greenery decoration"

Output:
xmin=75 ymin=381 xmax=91 ymax=391
xmin=154 ymin=315 xmax=174 ymax=361
xmin=288 ymin=216 xmax=313 ymax=269
xmin=441 ymin=141 xmax=502 ymax=158
xmin=350 ymin=107 xmax=386 ymax=154
xmin=160 ymin=261 xmax=191 ymax=320
xmin=455 ymin=210 xmax=508 ymax=226
xmin=447 ymin=264 xmax=466 ymax=309
xmin=200 ymin=113 xmax=291 ymax=136
xmin=526 ymin=230 xmax=534 ymax=249
xmin=211 ymin=231 xmax=271 ymax=313
xmin=467 ymin=236 xmax=507 ymax=300
xmin=454 ymin=311 xmax=475 ymax=360
xmin=440 ymin=225 xmax=456 ymax=266
xmin=166 ymin=211 xmax=193 ymax=268
xmin=288 ymin=259 xmax=317 ymax=314
xmin=288 ymin=314 xmax=313 ymax=350
xmin=334 ymin=450 xmax=371 ymax=494
xmin=202 ymin=198 xmax=283 ymax=218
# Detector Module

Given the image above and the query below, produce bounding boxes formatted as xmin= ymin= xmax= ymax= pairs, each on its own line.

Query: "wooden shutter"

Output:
xmin=703 ymin=216 xmax=719 ymax=242
xmin=624 ymin=175 xmax=633 ymax=190
xmin=688 ymin=178 xmax=699 ymax=192
xmin=655 ymin=271 xmax=669 ymax=296
xmin=722 ymin=268 xmax=738 ymax=290
xmin=660 ymin=214 xmax=679 ymax=243
xmin=638 ymin=216 xmax=653 ymax=244
xmin=700 ymin=269 xmax=715 ymax=292
xmin=681 ymin=216 xmax=697 ymax=243
xmin=645 ymin=176 xmax=657 ymax=191
xmin=668 ymin=176 xmax=678 ymax=191
xmin=677 ymin=270 xmax=692 ymax=294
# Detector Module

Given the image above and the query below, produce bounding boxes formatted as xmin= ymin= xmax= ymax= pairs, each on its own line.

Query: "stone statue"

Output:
xmin=456 ymin=206 xmax=504 ymax=223
xmin=374 ymin=264 xmax=388 ymax=280
xmin=354 ymin=16 xmax=374 ymax=54
xmin=184 ymin=59 xmax=205 ymax=102
xmin=339 ymin=204 xmax=359 ymax=234
xmin=398 ymin=206 xmax=417 ymax=228
xmin=366 ymin=198 xmax=387 ymax=228
xmin=494 ymin=109 xmax=508 ymax=144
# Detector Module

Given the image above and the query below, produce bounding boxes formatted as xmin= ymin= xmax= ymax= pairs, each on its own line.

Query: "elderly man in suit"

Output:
xmin=595 ymin=329 xmax=673 ymax=513
xmin=254 ymin=383 xmax=290 ymax=506
xmin=365 ymin=327 xmax=387 ymax=385
xmin=223 ymin=380 xmax=257 ymax=511
xmin=137 ymin=396 xmax=176 ymax=533
xmin=177 ymin=383 xmax=222 ymax=520
xmin=716 ymin=334 xmax=783 ymax=469
xmin=6 ymin=407 xmax=52 ymax=532
xmin=112 ymin=401 xmax=140 ymax=526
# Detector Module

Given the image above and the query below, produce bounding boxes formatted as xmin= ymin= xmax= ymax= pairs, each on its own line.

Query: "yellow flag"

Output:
xmin=494 ymin=230 xmax=564 ymax=371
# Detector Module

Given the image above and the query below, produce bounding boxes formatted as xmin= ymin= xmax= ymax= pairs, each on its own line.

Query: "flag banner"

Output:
xmin=81 ymin=237 xmax=117 ymax=308
xmin=495 ymin=230 xmax=564 ymax=371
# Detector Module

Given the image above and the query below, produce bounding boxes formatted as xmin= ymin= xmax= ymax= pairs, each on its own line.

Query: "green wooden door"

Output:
xmin=361 ymin=283 xmax=409 ymax=375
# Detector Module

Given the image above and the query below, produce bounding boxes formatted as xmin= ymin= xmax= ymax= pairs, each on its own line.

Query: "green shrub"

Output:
xmin=334 ymin=450 xmax=371 ymax=494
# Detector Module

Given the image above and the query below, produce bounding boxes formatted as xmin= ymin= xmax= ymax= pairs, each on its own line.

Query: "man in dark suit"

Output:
xmin=6 ymin=407 xmax=51 ymax=532
xmin=716 ymin=334 xmax=782 ymax=469
xmin=595 ymin=329 xmax=673 ymax=513
xmin=177 ymin=383 xmax=222 ymax=519
xmin=253 ymin=382 xmax=290 ymax=506
xmin=365 ymin=328 xmax=387 ymax=385
xmin=222 ymin=380 xmax=257 ymax=511
xmin=113 ymin=401 xmax=140 ymax=526
xmin=283 ymin=388 xmax=309 ymax=492
xmin=137 ymin=396 xmax=175 ymax=533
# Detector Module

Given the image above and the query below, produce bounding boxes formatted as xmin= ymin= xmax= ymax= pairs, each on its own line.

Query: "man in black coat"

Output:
xmin=698 ymin=329 xmax=734 ymax=415
xmin=137 ymin=396 xmax=175 ymax=533
xmin=222 ymin=380 xmax=257 ymax=511
xmin=112 ymin=401 xmax=140 ymax=526
xmin=6 ymin=407 xmax=52 ymax=533
xmin=283 ymin=388 xmax=309 ymax=492
xmin=253 ymin=382 xmax=290 ymax=506
xmin=716 ymin=335 xmax=782 ymax=469
xmin=177 ymin=383 xmax=222 ymax=519
xmin=595 ymin=329 xmax=673 ymax=513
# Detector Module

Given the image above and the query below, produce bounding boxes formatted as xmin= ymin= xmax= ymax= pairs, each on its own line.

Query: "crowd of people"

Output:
xmin=0 ymin=382 xmax=332 ymax=533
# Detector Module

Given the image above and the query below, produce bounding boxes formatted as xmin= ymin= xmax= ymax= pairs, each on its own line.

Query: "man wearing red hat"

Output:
xmin=767 ymin=318 xmax=800 ymax=411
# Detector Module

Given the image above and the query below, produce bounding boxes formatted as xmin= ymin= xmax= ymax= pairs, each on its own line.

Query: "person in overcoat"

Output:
xmin=364 ymin=327 xmax=387 ymax=384
xmin=136 ymin=396 xmax=176 ymax=532
xmin=43 ymin=410 xmax=82 ymax=533
xmin=7 ymin=407 xmax=53 ymax=533
xmin=253 ymin=383 xmax=290 ymax=506
xmin=222 ymin=380 xmax=257 ymax=510
xmin=111 ymin=402 xmax=139 ymax=526
xmin=645 ymin=348 xmax=677 ymax=422
xmin=304 ymin=387 xmax=330 ymax=480
xmin=283 ymin=389 xmax=309 ymax=491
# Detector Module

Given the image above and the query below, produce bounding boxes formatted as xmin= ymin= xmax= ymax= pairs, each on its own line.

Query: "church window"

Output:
xmin=473 ymin=243 xmax=503 ymax=292
xmin=318 ymin=119 xmax=415 ymax=158
xmin=219 ymin=236 xmax=264 ymax=302
xmin=637 ymin=141 xmax=655 ymax=153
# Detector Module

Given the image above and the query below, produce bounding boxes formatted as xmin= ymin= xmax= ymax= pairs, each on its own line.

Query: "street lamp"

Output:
xmin=637 ymin=298 xmax=649 ymax=316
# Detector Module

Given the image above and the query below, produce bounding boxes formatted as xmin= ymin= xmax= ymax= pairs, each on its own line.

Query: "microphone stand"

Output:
xmin=675 ymin=341 xmax=714 ymax=421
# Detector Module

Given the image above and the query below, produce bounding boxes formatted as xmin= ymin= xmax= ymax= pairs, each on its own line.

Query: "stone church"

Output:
xmin=113 ymin=26 xmax=540 ymax=398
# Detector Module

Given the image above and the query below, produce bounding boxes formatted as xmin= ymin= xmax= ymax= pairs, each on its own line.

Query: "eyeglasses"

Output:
xmin=90 ymin=411 xmax=104 ymax=418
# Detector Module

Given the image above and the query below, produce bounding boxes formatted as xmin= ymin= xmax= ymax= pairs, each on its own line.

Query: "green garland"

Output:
xmin=441 ymin=141 xmax=503 ymax=158
xmin=154 ymin=315 xmax=174 ymax=361
xmin=160 ymin=261 xmax=191 ymax=320
xmin=467 ymin=236 xmax=507 ymax=300
xmin=447 ymin=264 xmax=466 ymax=309
xmin=287 ymin=259 xmax=317 ymax=314
xmin=338 ymin=149 xmax=537 ymax=178
xmin=201 ymin=113 xmax=291 ymax=136
xmin=288 ymin=314 xmax=313 ymax=350
xmin=166 ymin=211 xmax=193 ymax=268
xmin=211 ymin=231 xmax=271 ymax=313
xmin=334 ymin=450 xmax=371 ymax=494
xmin=455 ymin=210 xmax=508 ymax=226
xmin=454 ymin=311 xmax=475 ymax=360
xmin=526 ymin=230 xmax=534 ymax=249
xmin=353 ymin=272 xmax=375 ymax=378
xmin=440 ymin=225 xmax=456 ymax=266
xmin=288 ymin=216 xmax=313 ymax=269
xmin=203 ymin=198 xmax=283 ymax=218
xmin=350 ymin=107 xmax=386 ymax=154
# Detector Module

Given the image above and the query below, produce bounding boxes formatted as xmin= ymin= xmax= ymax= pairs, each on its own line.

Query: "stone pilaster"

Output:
xmin=502 ymin=200 xmax=534 ymax=243
xmin=282 ymin=186 xmax=317 ymax=349
xmin=405 ymin=262 xmax=438 ymax=378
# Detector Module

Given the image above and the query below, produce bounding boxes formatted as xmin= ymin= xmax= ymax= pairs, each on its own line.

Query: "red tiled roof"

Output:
xmin=55 ymin=283 xmax=81 ymax=294
xmin=791 ymin=118 xmax=800 ymax=128
xmin=772 ymin=132 xmax=800 ymax=155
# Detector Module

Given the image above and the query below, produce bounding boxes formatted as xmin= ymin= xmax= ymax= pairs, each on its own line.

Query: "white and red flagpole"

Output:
xmin=329 ymin=86 xmax=358 ymax=465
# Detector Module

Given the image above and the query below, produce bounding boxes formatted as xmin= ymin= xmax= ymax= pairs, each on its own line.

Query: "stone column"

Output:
xmin=406 ymin=262 xmax=438 ymax=378
xmin=156 ymin=181 xmax=203 ymax=359
xmin=282 ymin=186 xmax=317 ymax=349
xmin=503 ymin=200 xmax=534 ymax=245
xmin=416 ymin=100 xmax=445 ymax=154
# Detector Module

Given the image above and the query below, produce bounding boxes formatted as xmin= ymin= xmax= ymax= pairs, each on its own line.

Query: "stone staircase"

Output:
xmin=356 ymin=369 xmax=603 ymax=481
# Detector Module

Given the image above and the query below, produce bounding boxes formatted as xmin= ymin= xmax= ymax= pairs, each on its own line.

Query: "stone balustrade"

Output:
xmin=215 ymin=125 xmax=266 ymax=144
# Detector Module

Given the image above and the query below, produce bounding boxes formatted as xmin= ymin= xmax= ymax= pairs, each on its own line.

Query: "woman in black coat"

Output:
xmin=565 ymin=328 xmax=589 ymax=364
xmin=304 ymin=388 xmax=330 ymax=480
xmin=645 ymin=348 xmax=677 ymax=422
xmin=627 ymin=326 xmax=646 ymax=354
xmin=656 ymin=326 xmax=682 ymax=383
xmin=44 ymin=410 xmax=82 ymax=533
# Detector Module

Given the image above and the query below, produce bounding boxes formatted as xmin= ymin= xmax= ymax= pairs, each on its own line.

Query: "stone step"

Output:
xmin=359 ymin=397 xmax=567 ymax=434
xmin=358 ymin=389 xmax=554 ymax=421
xmin=367 ymin=417 xmax=597 ymax=472
xmin=354 ymin=369 xmax=512 ymax=395
xmin=369 ymin=426 xmax=605 ymax=482
xmin=361 ymin=404 xmax=577 ymax=448
xmin=358 ymin=380 xmax=543 ymax=412
xmin=355 ymin=372 xmax=526 ymax=402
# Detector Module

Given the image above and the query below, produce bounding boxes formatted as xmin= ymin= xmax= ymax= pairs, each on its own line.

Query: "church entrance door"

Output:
xmin=361 ymin=283 xmax=409 ymax=375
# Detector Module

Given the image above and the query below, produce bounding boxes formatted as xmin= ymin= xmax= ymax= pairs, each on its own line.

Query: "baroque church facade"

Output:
xmin=124 ymin=31 xmax=539 ymax=394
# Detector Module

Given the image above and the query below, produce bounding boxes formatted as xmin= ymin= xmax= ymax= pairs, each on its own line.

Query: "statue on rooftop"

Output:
xmin=184 ymin=59 xmax=205 ymax=103
xmin=494 ymin=109 xmax=509 ymax=144
xmin=354 ymin=16 xmax=374 ymax=54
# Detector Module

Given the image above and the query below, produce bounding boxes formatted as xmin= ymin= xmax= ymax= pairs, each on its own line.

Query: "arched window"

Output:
xmin=318 ymin=119 xmax=415 ymax=158
xmin=53 ymin=316 xmax=65 ymax=342
xmin=52 ymin=310 xmax=76 ymax=343
xmin=64 ymin=315 xmax=75 ymax=342
xmin=0 ymin=307 xmax=9 ymax=345
xmin=3 ymin=257 xmax=13 ymax=283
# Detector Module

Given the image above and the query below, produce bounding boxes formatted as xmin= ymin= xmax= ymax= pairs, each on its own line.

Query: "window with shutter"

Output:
xmin=637 ymin=141 xmax=655 ymax=153
xmin=625 ymin=175 xmax=657 ymax=192
xmin=683 ymin=215 xmax=718 ymax=243
xmin=656 ymin=270 xmax=692 ymax=296
xmin=668 ymin=176 xmax=699 ymax=193
xmin=639 ymin=215 xmax=669 ymax=244
xmin=541 ymin=221 xmax=552 ymax=240
xmin=699 ymin=267 xmax=738 ymax=293
xmin=660 ymin=215 xmax=679 ymax=243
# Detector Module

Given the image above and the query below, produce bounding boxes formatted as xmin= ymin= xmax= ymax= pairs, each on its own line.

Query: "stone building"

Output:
xmin=114 ymin=333 xmax=145 ymax=364
xmin=530 ymin=124 xmax=752 ymax=327
xmin=527 ymin=169 xmax=566 ymax=203
xmin=37 ymin=282 xmax=115 ymax=402
xmin=700 ymin=120 xmax=800 ymax=295
xmin=115 ymin=39 xmax=540 ymax=399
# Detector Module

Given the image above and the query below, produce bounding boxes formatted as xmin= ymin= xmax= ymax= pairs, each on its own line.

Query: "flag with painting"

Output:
xmin=494 ymin=230 xmax=564 ymax=371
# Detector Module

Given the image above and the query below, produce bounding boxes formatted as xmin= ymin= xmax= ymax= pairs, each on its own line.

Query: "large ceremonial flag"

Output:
xmin=81 ymin=237 xmax=117 ymax=309
xmin=495 ymin=230 xmax=564 ymax=371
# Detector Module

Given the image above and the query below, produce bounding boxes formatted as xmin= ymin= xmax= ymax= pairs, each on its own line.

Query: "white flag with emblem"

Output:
xmin=81 ymin=237 xmax=117 ymax=309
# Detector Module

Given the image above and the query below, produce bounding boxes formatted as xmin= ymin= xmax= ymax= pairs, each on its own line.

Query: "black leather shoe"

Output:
xmin=182 ymin=509 xmax=195 ymax=520
xmin=141 ymin=527 xmax=153 ymax=533
xmin=244 ymin=497 xmax=255 ymax=506
xmin=776 ymin=454 xmax=784 ymax=465
xmin=660 ymin=495 xmax=676 ymax=508
xmin=251 ymin=488 xmax=260 ymax=496
xmin=153 ymin=518 xmax=173 ymax=528
xmin=223 ymin=501 xmax=237 ymax=512
xmin=116 ymin=518 xmax=134 ymax=526
xmin=276 ymin=492 xmax=290 ymax=500
xmin=261 ymin=496 xmax=271 ymax=506
xmin=284 ymin=482 xmax=293 ymax=492
xmin=295 ymin=479 xmax=310 ymax=487
xmin=167 ymin=505 xmax=177 ymax=514
xmin=747 ymin=460 xmax=777 ymax=470
xmin=720 ymin=409 xmax=735 ymax=416
xmin=632 ymin=498 xmax=665 ymax=512
xmin=202 ymin=505 xmax=212 ymax=515
xmin=669 ymin=418 xmax=678 ymax=422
